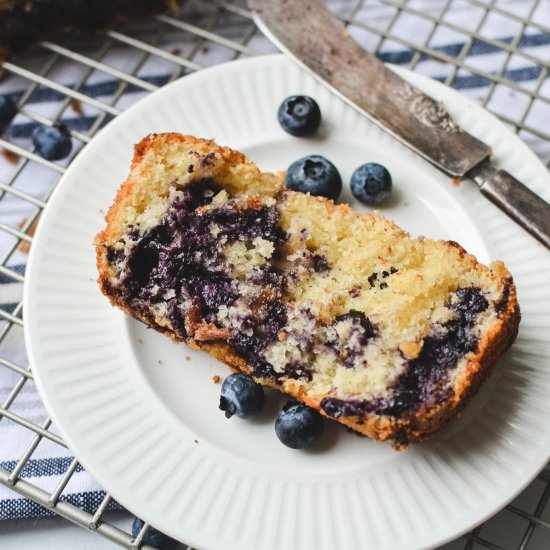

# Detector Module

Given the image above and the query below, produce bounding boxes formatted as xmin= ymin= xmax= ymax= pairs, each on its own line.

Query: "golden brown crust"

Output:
xmin=98 ymin=255 xmax=519 ymax=449
xmin=191 ymin=272 xmax=519 ymax=448
xmin=95 ymin=133 xmax=254 ymax=297
xmin=96 ymin=133 xmax=521 ymax=449
xmin=95 ymin=133 xmax=246 ymax=254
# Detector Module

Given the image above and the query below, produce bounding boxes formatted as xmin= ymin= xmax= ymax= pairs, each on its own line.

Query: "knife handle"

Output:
xmin=479 ymin=168 xmax=550 ymax=250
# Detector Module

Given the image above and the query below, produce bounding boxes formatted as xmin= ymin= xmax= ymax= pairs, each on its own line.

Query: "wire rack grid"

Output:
xmin=0 ymin=0 xmax=549 ymax=549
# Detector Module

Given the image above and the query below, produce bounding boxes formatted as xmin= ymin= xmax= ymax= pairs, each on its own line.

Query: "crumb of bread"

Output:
xmin=95 ymin=133 xmax=520 ymax=447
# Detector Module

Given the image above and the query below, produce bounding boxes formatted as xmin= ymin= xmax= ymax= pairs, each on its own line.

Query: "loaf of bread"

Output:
xmin=0 ymin=0 xmax=178 ymax=60
xmin=95 ymin=134 xmax=520 ymax=448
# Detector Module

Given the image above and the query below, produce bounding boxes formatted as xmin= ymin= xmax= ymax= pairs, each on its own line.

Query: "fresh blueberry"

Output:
xmin=277 ymin=95 xmax=321 ymax=136
xmin=32 ymin=124 xmax=72 ymax=161
xmin=350 ymin=163 xmax=392 ymax=205
xmin=131 ymin=518 xmax=178 ymax=550
xmin=275 ymin=400 xmax=324 ymax=449
xmin=0 ymin=94 xmax=17 ymax=131
xmin=285 ymin=155 xmax=342 ymax=201
xmin=219 ymin=373 xmax=265 ymax=419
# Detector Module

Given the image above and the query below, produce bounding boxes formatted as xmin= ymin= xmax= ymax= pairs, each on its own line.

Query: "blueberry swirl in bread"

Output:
xmin=96 ymin=134 xmax=520 ymax=448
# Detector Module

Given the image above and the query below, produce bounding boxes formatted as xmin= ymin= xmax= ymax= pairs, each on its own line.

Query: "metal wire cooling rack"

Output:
xmin=0 ymin=1 xmax=549 ymax=548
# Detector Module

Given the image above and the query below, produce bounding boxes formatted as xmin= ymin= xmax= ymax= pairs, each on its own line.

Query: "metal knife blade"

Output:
xmin=249 ymin=0 xmax=550 ymax=250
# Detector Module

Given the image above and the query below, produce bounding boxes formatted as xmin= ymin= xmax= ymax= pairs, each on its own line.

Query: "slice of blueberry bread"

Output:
xmin=96 ymin=133 xmax=520 ymax=448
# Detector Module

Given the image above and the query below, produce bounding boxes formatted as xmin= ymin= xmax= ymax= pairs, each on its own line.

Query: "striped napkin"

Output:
xmin=1 ymin=0 xmax=549 ymax=521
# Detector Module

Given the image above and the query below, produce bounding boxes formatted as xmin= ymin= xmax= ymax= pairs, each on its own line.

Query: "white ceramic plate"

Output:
xmin=25 ymin=55 xmax=550 ymax=550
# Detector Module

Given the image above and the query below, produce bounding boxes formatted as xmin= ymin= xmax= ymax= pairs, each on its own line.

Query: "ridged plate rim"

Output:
xmin=24 ymin=54 xmax=550 ymax=550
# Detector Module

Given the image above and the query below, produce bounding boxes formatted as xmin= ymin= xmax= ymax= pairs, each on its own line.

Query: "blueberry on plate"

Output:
xmin=350 ymin=162 xmax=392 ymax=205
xmin=131 ymin=518 xmax=178 ymax=550
xmin=219 ymin=373 xmax=265 ymax=419
xmin=0 ymin=94 xmax=17 ymax=131
xmin=275 ymin=400 xmax=324 ymax=449
xmin=32 ymin=123 xmax=72 ymax=161
xmin=278 ymin=95 xmax=321 ymax=136
xmin=285 ymin=155 xmax=342 ymax=201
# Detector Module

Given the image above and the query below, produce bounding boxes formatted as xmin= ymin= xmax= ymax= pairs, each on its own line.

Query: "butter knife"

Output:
xmin=249 ymin=0 xmax=550 ymax=250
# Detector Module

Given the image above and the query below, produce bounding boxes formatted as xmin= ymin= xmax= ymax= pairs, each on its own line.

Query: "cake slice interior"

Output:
xmin=96 ymin=133 xmax=519 ymax=447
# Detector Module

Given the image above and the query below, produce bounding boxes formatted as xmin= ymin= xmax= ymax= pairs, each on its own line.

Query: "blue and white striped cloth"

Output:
xmin=1 ymin=0 xmax=549 ymax=520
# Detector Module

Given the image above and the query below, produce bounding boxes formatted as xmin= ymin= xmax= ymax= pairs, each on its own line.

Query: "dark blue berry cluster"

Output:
xmin=0 ymin=94 xmax=17 ymax=132
xmin=32 ymin=124 xmax=72 ymax=161
xmin=278 ymin=95 xmax=393 ymax=204
xmin=219 ymin=373 xmax=324 ymax=450
xmin=0 ymin=94 xmax=73 ymax=162
xmin=219 ymin=373 xmax=265 ymax=419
